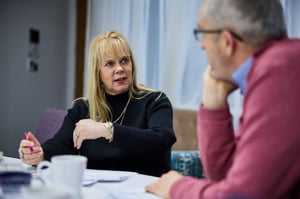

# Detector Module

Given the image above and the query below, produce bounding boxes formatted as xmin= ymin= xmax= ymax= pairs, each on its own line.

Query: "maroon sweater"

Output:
xmin=171 ymin=38 xmax=300 ymax=199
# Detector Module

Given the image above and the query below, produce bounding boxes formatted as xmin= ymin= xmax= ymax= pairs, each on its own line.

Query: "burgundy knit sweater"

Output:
xmin=171 ymin=37 xmax=300 ymax=199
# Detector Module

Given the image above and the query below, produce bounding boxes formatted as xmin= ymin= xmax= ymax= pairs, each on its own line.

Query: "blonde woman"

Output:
xmin=19 ymin=30 xmax=176 ymax=176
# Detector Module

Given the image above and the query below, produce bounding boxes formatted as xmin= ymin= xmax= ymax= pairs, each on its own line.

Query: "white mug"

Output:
xmin=36 ymin=155 xmax=87 ymax=197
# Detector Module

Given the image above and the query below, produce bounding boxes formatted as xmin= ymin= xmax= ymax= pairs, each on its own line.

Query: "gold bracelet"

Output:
xmin=104 ymin=122 xmax=113 ymax=143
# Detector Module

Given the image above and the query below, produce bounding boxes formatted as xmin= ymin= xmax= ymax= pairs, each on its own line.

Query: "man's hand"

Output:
xmin=202 ymin=66 xmax=237 ymax=109
xmin=145 ymin=170 xmax=183 ymax=199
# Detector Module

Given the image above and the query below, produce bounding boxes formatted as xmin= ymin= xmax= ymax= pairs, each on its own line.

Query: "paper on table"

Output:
xmin=83 ymin=169 xmax=137 ymax=186
xmin=98 ymin=186 xmax=161 ymax=199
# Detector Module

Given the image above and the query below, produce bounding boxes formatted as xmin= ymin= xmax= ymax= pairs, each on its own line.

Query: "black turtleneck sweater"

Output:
xmin=42 ymin=91 xmax=176 ymax=176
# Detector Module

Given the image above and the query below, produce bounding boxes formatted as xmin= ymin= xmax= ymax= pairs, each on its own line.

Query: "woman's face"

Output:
xmin=99 ymin=55 xmax=133 ymax=95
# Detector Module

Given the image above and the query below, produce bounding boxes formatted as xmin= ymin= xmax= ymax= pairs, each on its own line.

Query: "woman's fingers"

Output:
xmin=27 ymin=132 xmax=41 ymax=147
xmin=73 ymin=119 xmax=105 ymax=149
xmin=73 ymin=129 xmax=84 ymax=149
xmin=73 ymin=128 xmax=80 ymax=148
xmin=19 ymin=139 xmax=43 ymax=165
xmin=21 ymin=148 xmax=43 ymax=165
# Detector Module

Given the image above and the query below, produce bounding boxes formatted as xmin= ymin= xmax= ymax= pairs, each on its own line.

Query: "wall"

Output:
xmin=0 ymin=0 xmax=76 ymax=157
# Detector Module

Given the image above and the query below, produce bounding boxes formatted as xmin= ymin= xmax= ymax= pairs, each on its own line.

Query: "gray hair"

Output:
xmin=202 ymin=0 xmax=286 ymax=45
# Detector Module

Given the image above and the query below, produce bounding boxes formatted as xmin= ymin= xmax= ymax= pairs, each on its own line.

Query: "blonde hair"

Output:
xmin=86 ymin=30 xmax=156 ymax=122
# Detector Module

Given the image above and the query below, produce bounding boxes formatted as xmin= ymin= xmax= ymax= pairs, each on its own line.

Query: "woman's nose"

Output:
xmin=115 ymin=64 xmax=124 ymax=74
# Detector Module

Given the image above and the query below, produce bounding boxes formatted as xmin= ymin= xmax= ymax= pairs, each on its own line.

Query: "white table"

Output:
xmin=1 ymin=156 xmax=161 ymax=199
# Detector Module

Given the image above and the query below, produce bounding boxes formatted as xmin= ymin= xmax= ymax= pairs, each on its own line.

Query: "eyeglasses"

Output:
xmin=193 ymin=27 xmax=244 ymax=42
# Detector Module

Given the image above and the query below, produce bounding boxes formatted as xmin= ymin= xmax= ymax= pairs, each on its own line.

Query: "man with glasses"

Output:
xmin=146 ymin=0 xmax=300 ymax=198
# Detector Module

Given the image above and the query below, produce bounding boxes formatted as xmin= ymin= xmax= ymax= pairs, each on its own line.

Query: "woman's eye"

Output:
xmin=120 ymin=57 xmax=129 ymax=64
xmin=104 ymin=61 xmax=114 ymax=67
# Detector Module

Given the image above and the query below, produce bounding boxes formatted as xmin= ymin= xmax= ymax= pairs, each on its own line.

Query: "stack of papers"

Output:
xmin=83 ymin=169 xmax=137 ymax=186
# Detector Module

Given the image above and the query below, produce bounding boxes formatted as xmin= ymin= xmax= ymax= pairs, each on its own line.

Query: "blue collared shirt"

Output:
xmin=232 ymin=58 xmax=253 ymax=95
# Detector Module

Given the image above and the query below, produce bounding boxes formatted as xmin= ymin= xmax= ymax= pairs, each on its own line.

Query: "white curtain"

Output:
xmin=85 ymin=0 xmax=300 ymax=126
xmin=281 ymin=0 xmax=300 ymax=38
xmin=85 ymin=0 xmax=205 ymax=110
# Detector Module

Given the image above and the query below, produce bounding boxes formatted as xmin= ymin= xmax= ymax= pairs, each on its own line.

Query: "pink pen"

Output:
xmin=24 ymin=132 xmax=34 ymax=154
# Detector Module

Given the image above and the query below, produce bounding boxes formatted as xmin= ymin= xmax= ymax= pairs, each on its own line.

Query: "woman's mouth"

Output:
xmin=114 ymin=77 xmax=126 ymax=83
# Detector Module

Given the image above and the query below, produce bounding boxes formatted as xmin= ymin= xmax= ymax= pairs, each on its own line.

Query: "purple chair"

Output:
xmin=34 ymin=108 xmax=67 ymax=144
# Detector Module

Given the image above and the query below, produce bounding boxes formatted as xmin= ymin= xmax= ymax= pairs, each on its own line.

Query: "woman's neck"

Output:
xmin=105 ymin=91 xmax=130 ymax=124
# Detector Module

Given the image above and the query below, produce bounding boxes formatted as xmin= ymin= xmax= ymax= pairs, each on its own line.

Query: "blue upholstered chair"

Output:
xmin=35 ymin=108 xmax=67 ymax=144
xmin=170 ymin=150 xmax=204 ymax=178
xmin=171 ymin=109 xmax=203 ymax=178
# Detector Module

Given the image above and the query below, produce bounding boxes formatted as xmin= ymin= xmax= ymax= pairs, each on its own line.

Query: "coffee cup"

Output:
xmin=36 ymin=155 xmax=87 ymax=197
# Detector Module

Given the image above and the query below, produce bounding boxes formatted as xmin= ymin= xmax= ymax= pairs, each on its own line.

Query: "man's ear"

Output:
xmin=221 ymin=30 xmax=237 ymax=56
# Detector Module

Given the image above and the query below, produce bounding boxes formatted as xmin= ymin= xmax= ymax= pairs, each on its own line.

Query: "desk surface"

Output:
xmin=1 ymin=156 xmax=161 ymax=199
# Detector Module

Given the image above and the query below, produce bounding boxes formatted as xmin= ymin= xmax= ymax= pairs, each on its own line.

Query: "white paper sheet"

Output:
xmin=82 ymin=169 xmax=138 ymax=186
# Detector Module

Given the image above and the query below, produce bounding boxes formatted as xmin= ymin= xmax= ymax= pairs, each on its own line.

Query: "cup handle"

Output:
xmin=36 ymin=160 xmax=51 ymax=172
xmin=36 ymin=160 xmax=52 ymax=184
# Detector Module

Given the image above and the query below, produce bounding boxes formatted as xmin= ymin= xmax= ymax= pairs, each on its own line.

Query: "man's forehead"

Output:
xmin=198 ymin=18 xmax=211 ymax=29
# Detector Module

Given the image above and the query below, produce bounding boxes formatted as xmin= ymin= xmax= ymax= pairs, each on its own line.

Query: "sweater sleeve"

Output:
xmin=170 ymin=104 xmax=236 ymax=199
xmin=42 ymin=100 xmax=87 ymax=160
xmin=170 ymin=93 xmax=296 ymax=199
xmin=197 ymin=104 xmax=235 ymax=181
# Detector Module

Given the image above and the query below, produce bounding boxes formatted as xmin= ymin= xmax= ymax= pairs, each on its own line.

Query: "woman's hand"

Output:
xmin=73 ymin=119 xmax=106 ymax=149
xmin=18 ymin=132 xmax=44 ymax=166
xmin=145 ymin=170 xmax=183 ymax=199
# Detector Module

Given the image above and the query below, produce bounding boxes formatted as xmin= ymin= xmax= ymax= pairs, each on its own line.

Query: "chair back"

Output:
xmin=35 ymin=108 xmax=67 ymax=144
xmin=172 ymin=108 xmax=198 ymax=150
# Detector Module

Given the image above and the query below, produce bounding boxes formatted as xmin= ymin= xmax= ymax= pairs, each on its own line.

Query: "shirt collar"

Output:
xmin=232 ymin=57 xmax=253 ymax=95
